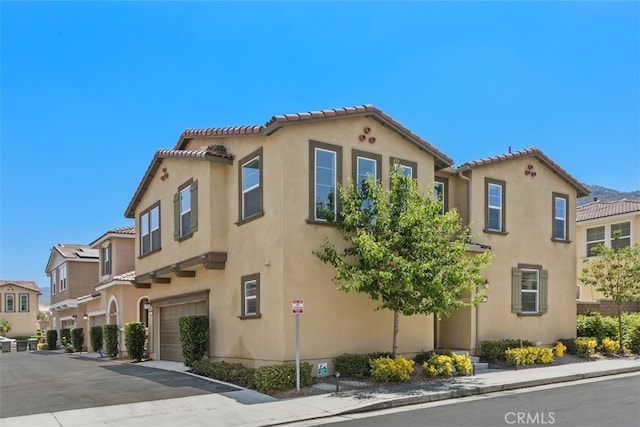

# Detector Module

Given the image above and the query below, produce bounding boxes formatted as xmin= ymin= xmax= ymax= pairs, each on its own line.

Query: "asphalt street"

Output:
xmin=0 ymin=350 xmax=238 ymax=418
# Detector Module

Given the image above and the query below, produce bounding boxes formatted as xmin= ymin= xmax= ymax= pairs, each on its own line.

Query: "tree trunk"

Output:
xmin=392 ymin=310 xmax=399 ymax=358
xmin=617 ymin=304 xmax=624 ymax=353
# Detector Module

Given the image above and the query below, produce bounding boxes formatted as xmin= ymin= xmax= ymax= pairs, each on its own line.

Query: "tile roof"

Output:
xmin=113 ymin=270 xmax=136 ymax=281
xmin=577 ymin=199 xmax=640 ymax=222
xmin=109 ymin=225 xmax=135 ymax=235
xmin=458 ymin=147 xmax=590 ymax=198
xmin=53 ymin=244 xmax=98 ymax=259
xmin=175 ymin=104 xmax=453 ymax=170
xmin=124 ymin=147 xmax=235 ymax=218
xmin=89 ymin=225 xmax=136 ymax=247
xmin=0 ymin=280 xmax=41 ymax=293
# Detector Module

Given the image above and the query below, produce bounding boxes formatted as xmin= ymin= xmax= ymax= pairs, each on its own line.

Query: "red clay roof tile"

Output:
xmin=577 ymin=199 xmax=640 ymax=222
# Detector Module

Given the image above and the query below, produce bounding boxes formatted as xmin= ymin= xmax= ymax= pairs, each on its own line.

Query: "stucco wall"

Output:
xmin=0 ymin=286 xmax=40 ymax=337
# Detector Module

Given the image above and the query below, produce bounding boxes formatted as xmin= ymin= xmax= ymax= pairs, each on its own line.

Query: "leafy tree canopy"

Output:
xmin=315 ymin=167 xmax=492 ymax=355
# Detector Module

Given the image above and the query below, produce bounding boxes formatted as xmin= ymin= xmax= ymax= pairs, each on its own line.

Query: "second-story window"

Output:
xmin=353 ymin=150 xmax=382 ymax=215
xmin=174 ymin=180 xmax=198 ymax=240
xmin=102 ymin=244 xmax=112 ymax=276
xmin=434 ymin=177 xmax=449 ymax=214
xmin=485 ymin=178 xmax=506 ymax=233
xmin=5 ymin=294 xmax=15 ymax=312
xmin=238 ymin=148 xmax=263 ymax=223
xmin=52 ymin=270 xmax=57 ymax=295
xmin=59 ymin=265 xmax=67 ymax=291
xmin=585 ymin=226 xmax=605 ymax=257
xmin=611 ymin=222 xmax=631 ymax=250
xmin=19 ymin=294 xmax=29 ymax=312
xmin=552 ymin=193 xmax=569 ymax=241
xmin=309 ymin=141 xmax=342 ymax=222
xmin=140 ymin=203 xmax=161 ymax=256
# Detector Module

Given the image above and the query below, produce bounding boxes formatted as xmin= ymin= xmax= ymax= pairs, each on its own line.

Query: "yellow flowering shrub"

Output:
xmin=553 ymin=342 xmax=567 ymax=358
xmin=574 ymin=338 xmax=597 ymax=357
xmin=452 ymin=353 xmax=473 ymax=376
xmin=422 ymin=354 xmax=453 ymax=377
xmin=600 ymin=337 xmax=620 ymax=354
xmin=505 ymin=346 xmax=553 ymax=366
xmin=370 ymin=356 xmax=414 ymax=382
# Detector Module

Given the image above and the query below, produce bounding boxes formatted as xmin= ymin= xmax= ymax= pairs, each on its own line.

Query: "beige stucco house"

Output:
xmin=124 ymin=105 xmax=588 ymax=372
xmin=0 ymin=280 xmax=41 ymax=337
xmin=576 ymin=199 xmax=640 ymax=314
xmin=46 ymin=244 xmax=99 ymax=337
xmin=76 ymin=226 xmax=150 ymax=354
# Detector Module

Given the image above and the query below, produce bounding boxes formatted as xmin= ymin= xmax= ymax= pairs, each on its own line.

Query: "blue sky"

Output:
xmin=1 ymin=1 xmax=639 ymax=293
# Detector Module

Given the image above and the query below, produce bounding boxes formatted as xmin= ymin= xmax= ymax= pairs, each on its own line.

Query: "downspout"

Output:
xmin=458 ymin=167 xmax=479 ymax=351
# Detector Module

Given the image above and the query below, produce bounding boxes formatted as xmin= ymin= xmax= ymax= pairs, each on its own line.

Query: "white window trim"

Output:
xmin=241 ymin=155 xmax=261 ymax=220
xmin=434 ymin=181 xmax=445 ymax=214
xmin=356 ymin=156 xmax=377 ymax=185
xmin=487 ymin=183 xmax=503 ymax=232
xmin=60 ymin=265 xmax=67 ymax=291
xmin=179 ymin=185 xmax=192 ymax=238
xmin=243 ymin=280 xmax=257 ymax=316
xmin=554 ymin=196 xmax=567 ymax=240
xmin=19 ymin=293 xmax=28 ymax=312
xmin=5 ymin=294 xmax=15 ymax=312
xmin=314 ymin=147 xmax=337 ymax=221
xmin=584 ymin=220 xmax=633 ymax=257
xmin=520 ymin=268 xmax=539 ymax=314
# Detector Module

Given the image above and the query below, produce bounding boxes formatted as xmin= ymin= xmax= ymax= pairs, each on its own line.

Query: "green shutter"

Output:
xmin=191 ymin=180 xmax=198 ymax=233
xmin=539 ymin=269 xmax=548 ymax=314
xmin=511 ymin=267 xmax=522 ymax=313
xmin=173 ymin=191 xmax=180 ymax=240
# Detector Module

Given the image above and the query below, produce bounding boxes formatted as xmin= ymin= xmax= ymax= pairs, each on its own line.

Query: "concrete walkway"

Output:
xmin=3 ymin=356 xmax=640 ymax=427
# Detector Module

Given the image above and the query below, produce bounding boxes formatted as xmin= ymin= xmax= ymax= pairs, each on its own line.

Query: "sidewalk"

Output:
xmin=3 ymin=356 xmax=640 ymax=427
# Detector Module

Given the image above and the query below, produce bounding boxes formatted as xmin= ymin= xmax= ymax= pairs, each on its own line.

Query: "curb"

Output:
xmin=339 ymin=366 xmax=640 ymax=415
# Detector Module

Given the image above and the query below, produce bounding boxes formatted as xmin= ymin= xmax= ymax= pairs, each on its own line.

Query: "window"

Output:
xmin=352 ymin=150 xmax=382 ymax=213
xmin=19 ymin=294 xmax=28 ymax=312
xmin=310 ymin=141 xmax=342 ymax=222
xmin=240 ymin=274 xmax=260 ymax=318
xmin=390 ymin=158 xmax=417 ymax=179
xmin=140 ymin=203 xmax=161 ymax=256
xmin=434 ymin=177 xmax=449 ymax=214
xmin=485 ymin=178 xmax=506 ymax=233
xmin=511 ymin=265 xmax=548 ymax=315
xmin=102 ymin=244 xmax=112 ymax=276
xmin=51 ymin=269 xmax=57 ymax=294
xmin=611 ymin=222 xmax=631 ymax=250
xmin=59 ymin=265 xmax=67 ymax=291
xmin=5 ymin=294 xmax=15 ymax=312
xmin=585 ymin=226 xmax=605 ymax=257
xmin=174 ymin=179 xmax=198 ymax=239
xmin=238 ymin=148 xmax=263 ymax=222
xmin=552 ymin=193 xmax=568 ymax=241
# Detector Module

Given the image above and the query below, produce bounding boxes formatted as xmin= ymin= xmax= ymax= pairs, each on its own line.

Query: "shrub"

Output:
xmin=452 ymin=353 xmax=473 ymax=375
xmin=553 ymin=342 xmax=567 ymax=358
xmin=558 ymin=338 xmax=578 ymax=355
xmin=574 ymin=338 xmax=597 ymax=358
xmin=70 ymin=328 xmax=83 ymax=352
xmin=102 ymin=324 xmax=119 ymax=359
xmin=89 ymin=326 xmax=103 ymax=353
xmin=505 ymin=346 xmax=553 ymax=366
xmin=192 ymin=357 xmax=256 ymax=389
xmin=576 ymin=313 xmax=618 ymax=343
xmin=124 ymin=322 xmax=147 ymax=362
xmin=422 ymin=354 xmax=453 ymax=378
xmin=625 ymin=323 xmax=640 ymax=354
xmin=478 ymin=339 xmax=533 ymax=362
xmin=333 ymin=351 xmax=393 ymax=378
xmin=254 ymin=362 xmax=312 ymax=393
xmin=60 ymin=328 xmax=71 ymax=348
xmin=179 ymin=315 xmax=209 ymax=368
xmin=369 ymin=356 xmax=414 ymax=382
xmin=600 ymin=337 xmax=620 ymax=354
xmin=46 ymin=330 xmax=58 ymax=350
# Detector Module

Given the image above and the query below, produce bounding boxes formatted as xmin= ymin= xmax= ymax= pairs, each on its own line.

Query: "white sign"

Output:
xmin=317 ymin=362 xmax=328 ymax=377
xmin=292 ymin=299 xmax=304 ymax=314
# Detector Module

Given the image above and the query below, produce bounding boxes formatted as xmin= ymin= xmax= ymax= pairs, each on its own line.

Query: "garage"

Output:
xmin=154 ymin=292 xmax=209 ymax=362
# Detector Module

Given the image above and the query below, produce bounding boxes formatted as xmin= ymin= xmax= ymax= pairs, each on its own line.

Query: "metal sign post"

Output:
xmin=292 ymin=299 xmax=304 ymax=392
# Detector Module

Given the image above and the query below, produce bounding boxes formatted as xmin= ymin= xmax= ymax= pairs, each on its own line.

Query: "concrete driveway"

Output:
xmin=0 ymin=350 xmax=239 ymax=418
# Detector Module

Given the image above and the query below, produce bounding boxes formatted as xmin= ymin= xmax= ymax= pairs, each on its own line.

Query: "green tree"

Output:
xmin=315 ymin=167 xmax=492 ymax=357
xmin=0 ymin=317 xmax=11 ymax=335
xmin=579 ymin=240 xmax=640 ymax=352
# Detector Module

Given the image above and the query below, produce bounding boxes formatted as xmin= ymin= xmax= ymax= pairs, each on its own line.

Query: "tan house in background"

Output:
xmin=576 ymin=199 xmax=640 ymax=314
xmin=438 ymin=148 xmax=589 ymax=350
xmin=123 ymin=105 xmax=589 ymax=372
xmin=45 ymin=244 xmax=99 ymax=337
xmin=0 ymin=280 xmax=41 ymax=337
xmin=76 ymin=226 xmax=149 ymax=354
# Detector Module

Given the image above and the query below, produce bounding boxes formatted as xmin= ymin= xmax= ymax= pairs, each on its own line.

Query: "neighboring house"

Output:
xmin=437 ymin=148 xmax=589 ymax=350
xmin=0 ymin=280 xmax=41 ymax=337
xmin=76 ymin=225 xmax=149 ymax=353
xmin=123 ymin=105 xmax=588 ymax=371
xmin=45 ymin=244 xmax=99 ymax=335
xmin=575 ymin=199 xmax=640 ymax=314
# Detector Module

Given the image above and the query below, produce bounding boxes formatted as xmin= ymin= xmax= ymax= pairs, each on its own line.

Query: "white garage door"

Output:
xmin=159 ymin=300 xmax=208 ymax=362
